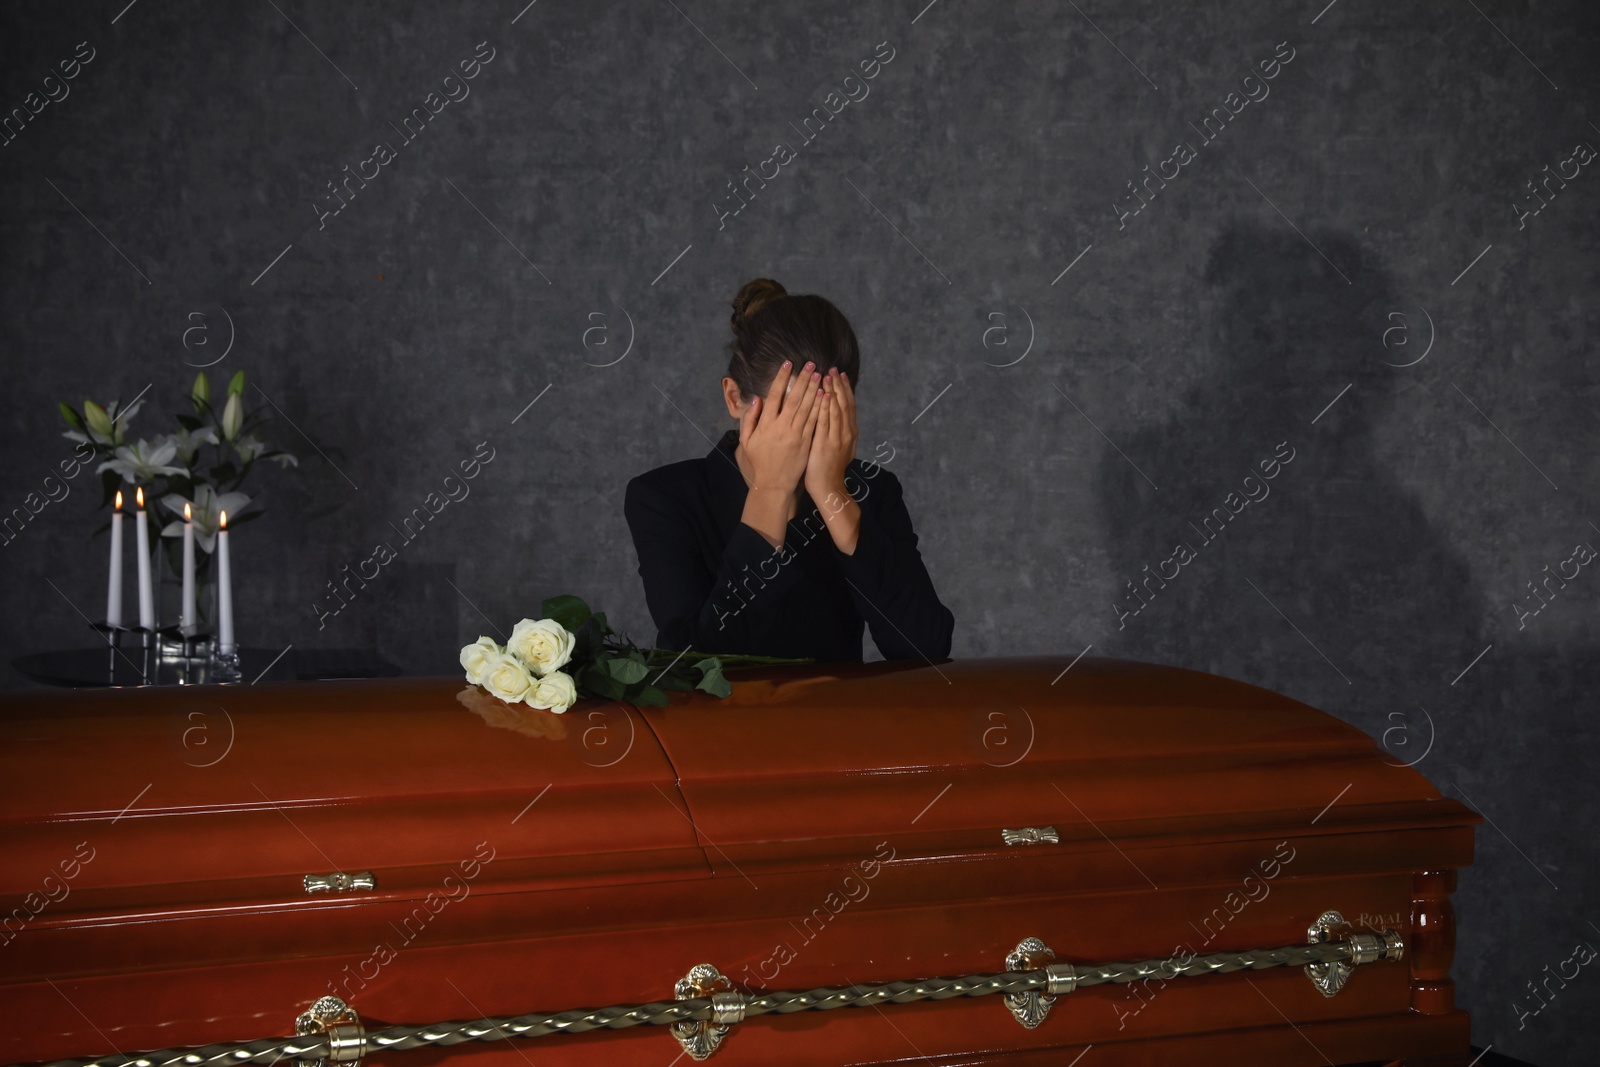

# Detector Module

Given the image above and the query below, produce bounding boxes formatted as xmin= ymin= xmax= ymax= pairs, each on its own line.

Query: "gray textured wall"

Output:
xmin=2 ymin=1 xmax=1596 ymax=1061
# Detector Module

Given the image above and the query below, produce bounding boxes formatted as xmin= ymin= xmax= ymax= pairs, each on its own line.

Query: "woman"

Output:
xmin=624 ymin=278 xmax=955 ymax=663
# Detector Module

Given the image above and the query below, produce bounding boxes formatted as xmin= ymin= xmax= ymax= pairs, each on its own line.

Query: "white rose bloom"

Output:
xmin=508 ymin=617 xmax=576 ymax=676
xmin=525 ymin=670 xmax=578 ymax=714
xmin=459 ymin=636 xmax=500 ymax=685
xmin=479 ymin=650 xmax=535 ymax=705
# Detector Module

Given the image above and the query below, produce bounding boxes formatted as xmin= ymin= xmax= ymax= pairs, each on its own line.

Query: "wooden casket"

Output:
xmin=0 ymin=656 xmax=1479 ymax=1067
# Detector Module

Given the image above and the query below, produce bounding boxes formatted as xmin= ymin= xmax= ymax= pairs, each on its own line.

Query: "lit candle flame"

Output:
xmin=219 ymin=510 xmax=228 ymax=530
xmin=135 ymin=486 xmax=144 ymax=509
xmin=114 ymin=490 xmax=123 ymax=510
xmin=184 ymin=501 xmax=192 ymax=521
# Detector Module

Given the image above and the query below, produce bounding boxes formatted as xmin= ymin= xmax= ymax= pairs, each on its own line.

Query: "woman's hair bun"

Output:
xmin=723 ymin=277 xmax=858 ymax=402
xmin=730 ymin=278 xmax=788 ymax=334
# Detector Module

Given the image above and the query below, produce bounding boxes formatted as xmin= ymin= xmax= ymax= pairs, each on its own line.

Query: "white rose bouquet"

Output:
xmin=460 ymin=594 xmax=811 ymax=713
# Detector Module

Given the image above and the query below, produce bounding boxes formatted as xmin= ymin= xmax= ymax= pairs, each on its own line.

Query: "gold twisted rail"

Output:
xmin=16 ymin=914 xmax=1403 ymax=1067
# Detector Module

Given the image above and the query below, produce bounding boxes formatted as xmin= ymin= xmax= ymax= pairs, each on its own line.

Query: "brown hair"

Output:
xmin=726 ymin=278 xmax=860 ymax=402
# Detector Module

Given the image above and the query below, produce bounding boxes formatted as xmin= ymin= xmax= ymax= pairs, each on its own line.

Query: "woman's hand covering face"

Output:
xmin=738 ymin=358 xmax=824 ymax=494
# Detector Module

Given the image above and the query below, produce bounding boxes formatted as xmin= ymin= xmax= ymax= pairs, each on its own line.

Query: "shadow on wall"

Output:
xmin=1092 ymin=221 xmax=1600 ymax=1062
xmin=1093 ymin=220 xmax=1481 ymax=735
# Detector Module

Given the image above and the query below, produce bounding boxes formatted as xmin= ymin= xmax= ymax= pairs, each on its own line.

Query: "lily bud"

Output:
xmin=227 ymin=369 xmax=246 ymax=397
xmin=84 ymin=401 xmax=113 ymax=440
xmin=221 ymin=393 xmax=243 ymax=442
xmin=192 ymin=371 xmax=210 ymax=410
xmin=59 ymin=401 xmax=84 ymax=430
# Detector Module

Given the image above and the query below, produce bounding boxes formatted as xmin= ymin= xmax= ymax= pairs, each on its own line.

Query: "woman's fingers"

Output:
xmin=763 ymin=359 xmax=797 ymax=418
xmin=833 ymin=371 xmax=858 ymax=456
xmin=803 ymin=377 xmax=826 ymax=439
xmin=738 ymin=394 xmax=760 ymax=450
xmin=785 ymin=366 xmax=822 ymax=426
xmin=837 ymin=368 xmax=857 ymax=423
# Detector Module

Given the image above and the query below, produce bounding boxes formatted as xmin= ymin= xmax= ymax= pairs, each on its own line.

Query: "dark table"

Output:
xmin=13 ymin=646 xmax=402 ymax=687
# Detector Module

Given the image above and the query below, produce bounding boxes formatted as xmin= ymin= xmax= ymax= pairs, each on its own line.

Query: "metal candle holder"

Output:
xmin=89 ymin=621 xmax=238 ymax=685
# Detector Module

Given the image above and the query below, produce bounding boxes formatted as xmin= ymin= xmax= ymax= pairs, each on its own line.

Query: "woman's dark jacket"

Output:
xmin=624 ymin=428 xmax=954 ymax=663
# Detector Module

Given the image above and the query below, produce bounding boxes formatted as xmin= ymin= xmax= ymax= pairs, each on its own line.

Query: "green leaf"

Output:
xmin=579 ymin=662 xmax=627 ymax=699
xmin=604 ymin=656 xmax=649 ymax=685
xmin=569 ymin=618 xmax=600 ymax=665
xmin=540 ymin=594 xmax=591 ymax=633
xmin=694 ymin=658 xmax=731 ymax=698
xmin=628 ymin=683 xmax=669 ymax=707
xmin=99 ymin=470 xmax=120 ymax=509
xmin=595 ymin=676 xmax=629 ymax=699
xmin=59 ymin=402 xmax=84 ymax=430
xmin=175 ymin=413 xmax=203 ymax=432
xmin=653 ymin=672 xmax=697 ymax=692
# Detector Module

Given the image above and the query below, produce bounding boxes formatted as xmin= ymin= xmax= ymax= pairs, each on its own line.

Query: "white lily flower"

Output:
xmin=237 ymin=434 xmax=298 ymax=469
xmin=221 ymin=394 xmax=243 ymax=442
xmin=109 ymin=397 xmax=143 ymax=443
xmin=83 ymin=401 xmax=114 ymax=441
xmin=97 ymin=438 xmax=187 ymax=484
xmin=172 ymin=425 xmax=219 ymax=466
xmin=158 ymin=484 xmax=251 ymax=554
xmin=67 ymin=396 xmax=144 ymax=447
xmin=234 ymin=434 xmax=265 ymax=463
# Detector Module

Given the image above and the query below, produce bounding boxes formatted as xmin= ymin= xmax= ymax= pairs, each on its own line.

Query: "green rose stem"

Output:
xmin=637 ymin=649 xmax=815 ymax=668
xmin=525 ymin=596 xmax=817 ymax=707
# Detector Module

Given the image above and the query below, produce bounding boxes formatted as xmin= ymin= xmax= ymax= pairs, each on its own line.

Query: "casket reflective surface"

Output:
xmin=0 ymin=656 xmax=1478 ymax=1066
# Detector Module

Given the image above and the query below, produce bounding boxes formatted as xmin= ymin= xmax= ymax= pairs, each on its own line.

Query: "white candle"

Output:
xmin=134 ymin=486 xmax=155 ymax=631
xmin=217 ymin=509 xmax=234 ymax=654
xmin=106 ymin=491 xmax=124 ymax=627
xmin=180 ymin=502 xmax=196 ymax=632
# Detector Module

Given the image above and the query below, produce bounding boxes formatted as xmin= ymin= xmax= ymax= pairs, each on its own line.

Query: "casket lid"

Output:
xmin=638 ymin=655 xmax=1475 ymax=877
xmin=0 ymin=676 xmax=710 ymax=930
xmin=0 ymin=656 xmax=1470 ymax=934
